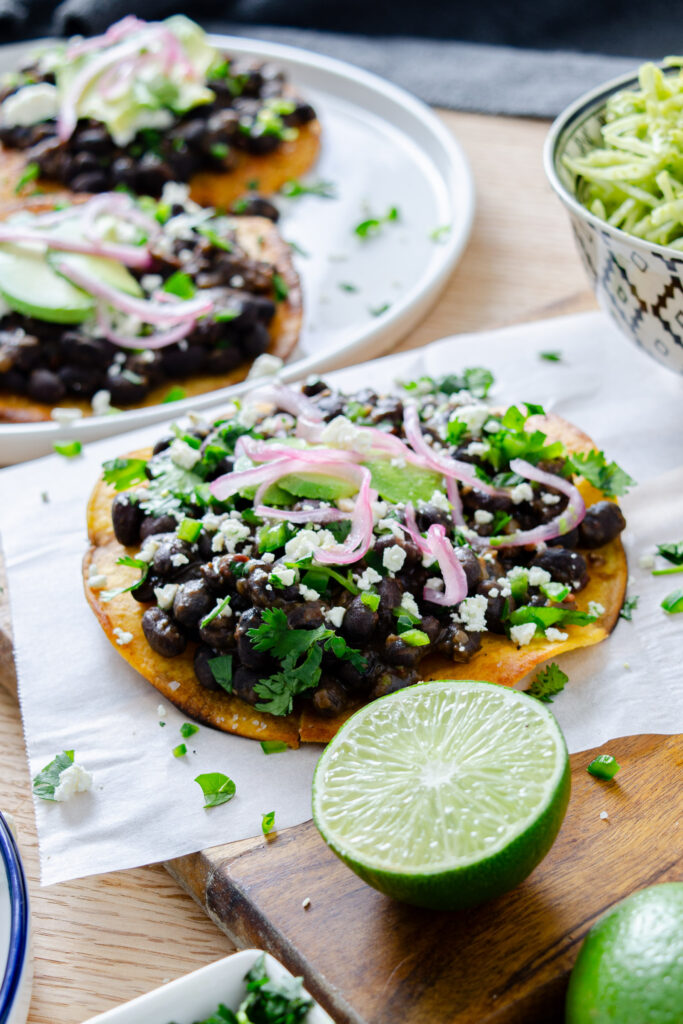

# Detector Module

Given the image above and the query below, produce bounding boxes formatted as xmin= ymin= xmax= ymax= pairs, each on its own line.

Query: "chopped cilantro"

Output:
xmin=177 ymin=518 xmax=202 ymax=543
xmin=525 ymin=663 xmax=568 ymax=703
xmin=429 ymin=224 xmax=451 ymax=243
xmin=540 ymin=350 xmax=562 ymax=362
xmin=338 ymin=281 xmax=359 ymax=293
xmin=587 ymin=754 xmax=620 ymax=780
xmin=262 ymin=811 xmax=276 ymax=835
xmin=261 ymin=740 xmax=289 ymax=754
xmin=657 ymin=541 xmax=683 ymax=565
xmin=361 ymin=591 xmax=380 ymax=612
xmin=201 ymin=595 xmax=232 ymax=629
xmin=162 ymin=386 xmax=187 ymax=404
xmin=173 ymin=743 xmax=187 ymax=758
xmin=280 ymin=178 xmax=336 ymax=199
xmin=163 ymin=271 xmax=195 ymax=300
xmin=15 ymin=161 xmax=40 ymax=193
xmin=354 ymin=205 xmax=400 ymax=239
xmin=180 ymin=723 xmax=199 ymax=739
xmin=210 ymin=142 xmax=230 ymax=160
xmin=567 ymin=450 xmax=635 ymax=497
xmin=197 ymin=225 xmax=233 ymax=251
xmin=401 ymin=368 xmax=494 ymax=400
xmin=369 ymin=302 xmax=390 ymax=316
xmin=254 ymin=645 xmax=323 ymax=716
xmin=101 ymin=556 xmax=149 ymax=602
xmin=33 ymin=750 xmax=74 ymax=801
xmin=620 ymin=595 xmax=639 ymax=620
xmin=286 ymin=239 xmax=309 ymax=257
xmin=661 ymin=588 xmax=683 ymax=614
xmin=194 ymin=772 xmax=236 ymax=808
xmin=54 ymin=440 xmax=81 ymax=457
xmin=102 ymin=457 xmax=147 ymax=491
xmin=208 ymin=654 xmax=233 ymax=693
xmin=246 ymin=178 xmax=260 ymax=191
xmin=272 ymin=273 xmax=289 ymax=302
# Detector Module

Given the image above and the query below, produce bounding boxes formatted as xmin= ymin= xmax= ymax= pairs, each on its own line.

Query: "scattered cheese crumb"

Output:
xmin=246 ymin=353 xmax=284 ymax=380
xmin=154 ymin=583 xmax=179 ymax=610
xmin=284 ymin=529 xmax=336 ymax=561
xmin=638 ymin=553 xmax=655 ymax=570
xmin=599 ymin=811 xmax=609 ymax=821
xmin=528 ymin=566 xmax=552 ymax=587
xmin=299 ymin=584 xmax=320 ymax=601
xmin=157 ymin=704 xmax=166 ymax=719
xmin=428 ymin=489 xmax=451 ymax=512
xmin=474 ymin=509 xmax=494 ymax=525
xmin=510 ymin=623 xmax=537 ymax=647
xmin=302 ymin=897 xmax=311 ymax=909
xmin=588 ymin=601 xmax=605 ymax=617
xmin=510 ymin=482 xmax=534 ymax=504
xmin=400 ymin=592 xmax=420 ymax=619
xmin=262 ymin=552 xmax=275 ymax=564
xmin=169 ymin=438 xmax=201 ymax=470
xmin=168 ymin=680 xmax=180 ymax=692
xmin=53 ymin=763 xmax=93 ymax=802
xmin=545 ymin=627 xmax=569 ymax=642
xmin=356 ymin=567 xmax=382 ymax=591
xmin=113 ymin=627 xmax=134 ymax=645
xmin=170 ymin=552 xmax=189 ymax=567
xmin=382 ymin=544 xmax=407 ymax=573
xmin=87 ymin=563 xmax=107 ymax=590
xmin=325 ymin=606 xmax=346 ymax=628
xmin=273 ymin=568 xmax=296 ymax=587
xmin=91 ymin=389 xmax=114 ymax=416
xmin=453 ymin=594 xmax=487 ymax=632
xmin=541 ymin=492 xmax=561 ymax=506
xmin=50 ymin=406 xmax=83 ymax=425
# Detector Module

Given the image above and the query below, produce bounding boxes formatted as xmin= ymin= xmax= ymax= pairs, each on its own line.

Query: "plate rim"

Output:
xmin=0 ymin=32 xmax=475 ymax=460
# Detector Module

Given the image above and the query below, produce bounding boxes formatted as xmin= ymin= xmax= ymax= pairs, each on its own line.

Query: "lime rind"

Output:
xmin=313 ymin=680 xmax=570 ymax=910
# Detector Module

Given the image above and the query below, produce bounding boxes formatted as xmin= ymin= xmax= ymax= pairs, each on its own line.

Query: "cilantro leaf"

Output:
xmin=101 ymin=556 xmax=149 ymax=602
xmin=657 ymin=541 xmax=683 ymax=565
xmin=354 ymin=205 xmax=400 ymax=239
xmin=162 ymin=386 xmax=187 ymax=404
xmin=262 ymin=811 xmax=276 ymax=835
xmin=526 ymin=663 xmax=568 ymax=703
xmin=208 ymin=655 xmax=233 ymax=693
xmin=429 ymin=224 xmax=451 ymax=243
xmin=163 ymin=271 xmax=196 ymax=300
xmin=33 ymin=750 xmax=75 ymax=801
xmin=254 ymin=644 xmax=323 ymax=716
xmin=280 ymin=178 xmax=336 ymax=199
xmin=540 ymin=350 xmax=562 ymax=362
xmin=15 ymin=161 xmax=40 ymax=193
xmin=194 ymin=773 xmax=236 ymax=808
xmin=102 ymin=457 xmax=148 ymax=491
xmin=619 ymin=595 xmax=639 ymax=620
xmin=567 ymin=450 xmax=635 ymax=497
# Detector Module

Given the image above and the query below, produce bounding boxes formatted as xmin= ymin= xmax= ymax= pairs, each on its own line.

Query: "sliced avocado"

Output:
xmin=364 ymin=459 xmax=445 ymax=504
xmin=0 ymin=242 xmax=94 ymax=324
xmin=48 ymin=251 xmax=143 ymax=298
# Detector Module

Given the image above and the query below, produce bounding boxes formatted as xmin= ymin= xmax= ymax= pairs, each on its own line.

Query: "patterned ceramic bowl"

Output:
xmin=544 ymin=66 xmax=683 ymax=375
xmin=0 ymin=813 xmax=31 ymax=1024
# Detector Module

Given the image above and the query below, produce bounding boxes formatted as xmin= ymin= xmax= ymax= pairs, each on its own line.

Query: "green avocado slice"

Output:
xmin=364 ymin=459 xmax=445 ymax=504
xmin=0 ymin=243 xmax=95 ymax=324
xmin=49 ymin=251 xmax=143 ymax=299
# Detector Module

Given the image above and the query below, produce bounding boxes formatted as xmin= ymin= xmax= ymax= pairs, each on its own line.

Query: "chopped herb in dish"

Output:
xmin=540 ymin=351 xmax=562 ymax=362
xmin=195 ymin=772 xmax=236 ymax=808
xmin=525 ymin=663 xmax=568 ymax=703
xmin=429 ymin=224 xmax=451 ymax=243
xmin=354 ymin=205 xmax=400 ymax=239
xmin=280 ymin=178 xmax=336 ymax=199
xmin=33 ymin=750 xmax=93 ymax=801
xmin=619 ymin=595 xmax=639 ymax=620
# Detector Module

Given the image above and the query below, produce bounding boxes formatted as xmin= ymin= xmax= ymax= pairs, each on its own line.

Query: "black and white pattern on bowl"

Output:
xmin=568 ymin=211 xmax=683 ymax=375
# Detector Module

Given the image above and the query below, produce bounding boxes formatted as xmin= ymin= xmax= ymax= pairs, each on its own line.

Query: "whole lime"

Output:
xmin=566 ymin=882 xmax=683 ymax=1024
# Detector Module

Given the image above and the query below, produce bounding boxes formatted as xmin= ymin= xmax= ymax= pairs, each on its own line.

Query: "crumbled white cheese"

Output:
xmin=319 ymin=416 xmax=374 ymax=452
xmin=371 ymin=500 xmax=388 ymax=524
xmin=261 ymin=552 xmax=275 ymax=564
xmin=207 ymin=597 xmax=232 ymax=620
xmin=91 ymin=389 xmax=114 ymax=416
xmin=325 ymin=606 xmax=346 ymax=628
xmin=141 ymin=274 xmax=163 ymax=294
xmin=588 ymin=601 xmax=605 ymax=617
xmin=87 ymin=563 xmax=107 ymax=589
xmin=449 ymin=404 xmax=489 ymax=436
xmin=488 ymin=587 xmax=499 ymax=598
xmin=169 ymin=439 xmax=201 ymax=470
xmin=299 ymin=584 xmax=320 ymax=602
xmin=527 ymin=566 xmax=552 ymax=587
xmin=453 ymin=594 xmax=488 ymax=632
xmin=113 ymin=627 xmax=134 ymax=646
xmin=53 ymin=762 xmax=93 ymax=802
xmin=284 ymin=529 xmax=336 ymax=561
xmin=639 ymin=553 xmax=655 ymax=570
xmin=466 ymin=441 xmax=489 ymax=457
xmin=390 ymin=457 xmax=406 ymax=469
xmin=50 ymin=406 xmax=83 ymax=425
xmin=170 ymin=552 xmax=189 ymax=567
xmin=541 ymin=492 xmax=561 ymax=506
xmin=273 ymin=568 xmax=296 ymax=587
xmin=161 ymin=181 xmax=191 ymax=207
xmin=157 ymin=704 xmax=166 ymax=719
xmin=400 ymin=592 xmax=420 ymax=619
xmin=599 ymin=811 xmax=609 ymax=821
xmin=506 ymin=565 xmax=528 ymax=581
xmin=376 ymin=517 xmax=404 ymax=538
xmin=474 ymin=509 xmax=494 ymax=525
xmin=382 ymin=545 xmax=407 ymax=573
xmin=422 ymin=552 xmax=437 ymax=568
xmin=510 ymin=483 xmax=534 ymax=505
xmin=510 ymin=623 xmax=537 ymax=646
xmin=154 ymin=583 xmax=179 ymax=610
xmin=1 ymin=82 xmax=58 ymax=127
xmin=428 ymin=489 xmax=451 ymax=512
xmin=137 ymin=537 xmax=160 ymax=563
xmin=302 ymin=897 xmax=311 ymax=909
xmin=260 ymin=413 xmax=295 ymax=435
xmin=356 ymin=567 xmax=383 ymax=591
xmin=426 ymin=577 xmax=444 ymax=592
xmin=246 ymin=353 xmax=284 ymax=380
xmin=545 ymin=627 xmax=569 ymax=642
xmin=212 ymin=519 xmax=251 ymax=554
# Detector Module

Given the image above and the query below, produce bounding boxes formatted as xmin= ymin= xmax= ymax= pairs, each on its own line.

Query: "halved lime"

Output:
xmin=312 ymin=680 xmax=570 ymax=910
xmin=566 ymin=883 xmax=683 ymax=1024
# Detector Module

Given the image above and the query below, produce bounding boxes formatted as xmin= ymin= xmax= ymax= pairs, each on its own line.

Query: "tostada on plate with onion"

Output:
xmin=0 ymin=185 xmax=301 ymax=422
xmin=83 ymin=370 xmax=632 ymax=747
xmin=0 ymin=15 xmax=320 ymax=209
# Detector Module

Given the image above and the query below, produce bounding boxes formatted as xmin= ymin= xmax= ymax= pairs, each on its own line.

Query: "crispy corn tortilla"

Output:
xmin=84 ymin=414 xmax=628 ymax=747
xmin=0 ymin=213 xmax=302 ymax=423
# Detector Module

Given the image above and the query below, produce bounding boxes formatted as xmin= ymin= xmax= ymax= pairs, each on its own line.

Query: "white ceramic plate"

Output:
xmin=0 ymin=34 xmax=474 ymax=465
xmin=82 ymin=949 xmax=333 ymax=1024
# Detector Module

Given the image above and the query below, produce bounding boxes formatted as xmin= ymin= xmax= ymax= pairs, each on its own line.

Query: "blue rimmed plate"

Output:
xmin=0 ymin=813 xmax=31 ymax=1024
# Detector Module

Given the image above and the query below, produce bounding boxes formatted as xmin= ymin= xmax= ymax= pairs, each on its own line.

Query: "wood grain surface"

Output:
xmin=0 ymin=108 xmax=607 ymax=1024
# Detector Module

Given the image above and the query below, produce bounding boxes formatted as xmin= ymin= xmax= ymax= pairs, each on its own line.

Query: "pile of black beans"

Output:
xmin=0 ymin=217 xmax=278 ymax=407
xmin=0 ymin=60 xmax=316 ymax=197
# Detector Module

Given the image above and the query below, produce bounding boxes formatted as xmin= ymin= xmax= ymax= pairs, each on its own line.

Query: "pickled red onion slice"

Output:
xmin=96 ymin=307 xmax=195 ymax=350
xmin=489 ymin=458 xmax=586 ymax=548
xmin=403 ymin=403 xmax=502 ymax=497
xmin=246 ymin=385 xmax=325 ymax=421
xmin=423 ymin=524 xmax=468 ymax=607
xmin=0 ymin=226 xmax=152 ymax=269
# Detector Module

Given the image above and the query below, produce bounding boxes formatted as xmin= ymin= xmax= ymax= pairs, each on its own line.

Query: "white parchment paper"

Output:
xmin=1 ymin=310 xmax=683 ymax=885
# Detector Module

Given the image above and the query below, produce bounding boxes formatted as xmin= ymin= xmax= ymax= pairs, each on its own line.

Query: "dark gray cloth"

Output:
xmin=206 ymin=24 xmax=640 ymax=118
xmin=52 ymin=0 xmax=171 ymax=36
xmin=0 ymin=0 xmax=27 ymax=33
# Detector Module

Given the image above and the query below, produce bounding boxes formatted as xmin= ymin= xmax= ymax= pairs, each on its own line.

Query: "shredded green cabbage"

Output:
xmin=566 ymin=58 xmax=683 ymax=249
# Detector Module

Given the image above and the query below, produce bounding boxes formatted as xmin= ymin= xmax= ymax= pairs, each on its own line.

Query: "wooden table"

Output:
xmin=0 ymin=110 xmax=597 ymax=1024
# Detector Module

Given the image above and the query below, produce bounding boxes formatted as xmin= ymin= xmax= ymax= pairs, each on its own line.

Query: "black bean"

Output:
xmin=152 ymin=434 xmax=175 ymax=456
xmin=287 ymin=603 xmax=325 ymax=629
xmin=578 ymin=502 xmax=626 ymax=549
xmin=312 ymin=679 xmax=349 ymax=716
xmin=343 ymin=595 xmax=377 ymax=640
xmin=106 ymin=368 xmax=149 ymax=405
xmin=458 ymin=547 xmax=483 ymax=593
xmin=141 ymin=607 xmax=187 ymax=657
xmin=194 ymin=645 xmax=221 ymax=690
xmin=75 ymin=127 xmax=111 ymax=154
xmin=140 ymin=514 xmax=178 ymax=540
xmin=70 ymin=170 xmax=110 ymax=192
xmin=415 ymin=503 xmax=451 ymax=532
xmin=370 ymin=667 xmax=419 ymax=699
xmin=172 ymin=579 xmax=214 ymax=629
xmin=160 ymin=345 xmax=206 ymax=378
xmin=531 ymin=548 xmax=589 ymax=590
xmin=301 ymin=377 xmax=327 ymax=397
xmin=232 ymin=665 xmax=261 ymax=705
xmin=199 ymin=611 xmax=236 ymax=653
xmin=131 ymin=572 xmax=161 ymax=604
xmin=27 ymin=368 xmax=65 ymax=403
xmin=374 ymin=533 xmax=422 ymax=567
xmin=152 ymin=535 xmax=193 ymax=578
xmin=245 ymin=129 xmax=281 ymax=155
xmin=384 ymin=635 xmax=424 ymax=667
xmin=111 ymin=156 xmax=137 ymax=187
xmin=60 ymin=332 xmax=113 ymax=368
xmin=437 ymin=625 xmax=482 ymax=662
xmin=231 ymin=194 xmax=279 ymax=221
xmin=111 ymin=493 xmax=143 ymax=546
xmin=235 ymin=607 xmax=272 ymax=669
xmin=240 ymin=321 xmax=271 ymax=358
xmin=59 ymin=364 xmax=103 ymax=396
xmin=133 ymin=154 xmax=172 ymax=196
xmin=476 ymin=578 xmax=512 ymax=634
xmin=548 ymin=527 xmax=579 ymax=549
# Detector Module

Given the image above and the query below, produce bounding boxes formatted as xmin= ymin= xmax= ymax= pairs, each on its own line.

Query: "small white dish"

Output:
xmin=0 ymin=33 xmax=475 ymax=465
xmin=82 ymin=949 xmax=333 ymax=1024
xmin=0 ymin=812 xmax=32 ymax=1024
